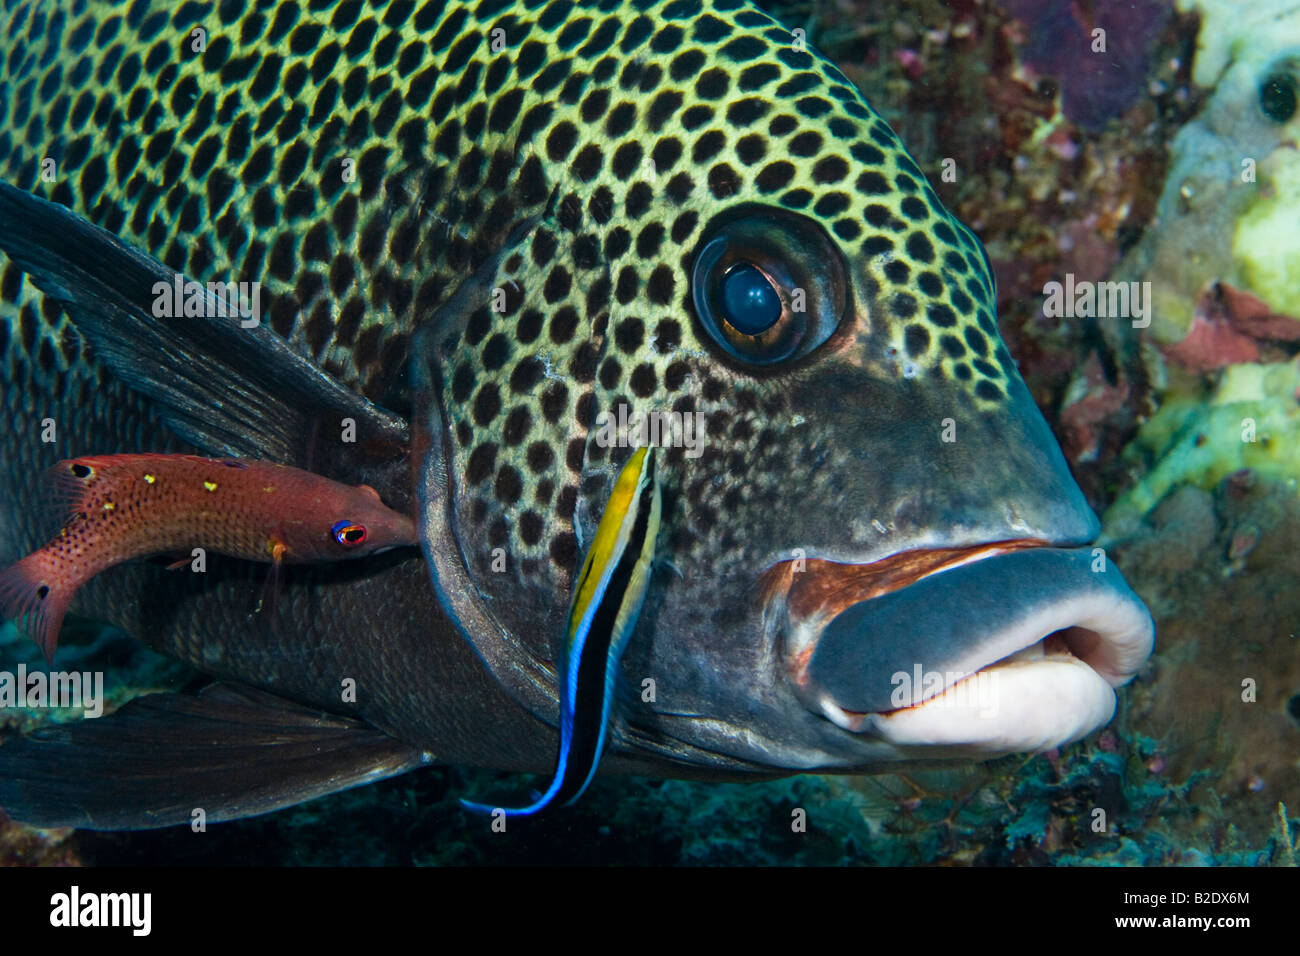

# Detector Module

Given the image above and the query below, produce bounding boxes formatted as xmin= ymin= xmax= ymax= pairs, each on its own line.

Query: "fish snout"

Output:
xmin=775 ymin=545 xmax=1154 ymax=757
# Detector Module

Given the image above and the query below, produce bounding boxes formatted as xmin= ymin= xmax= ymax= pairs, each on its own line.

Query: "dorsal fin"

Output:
xmin=0 ymin=181 xmax=408 ymax=475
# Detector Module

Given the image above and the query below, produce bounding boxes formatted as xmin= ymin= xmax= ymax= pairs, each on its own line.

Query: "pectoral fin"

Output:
xmin=0 ymin=683 xmax=430 ymax=830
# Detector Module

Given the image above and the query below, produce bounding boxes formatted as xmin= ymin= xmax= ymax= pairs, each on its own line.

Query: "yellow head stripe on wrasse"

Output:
xmin=568 ymin=444 xmax=656 ymax=643
xmin=462 ymin=444 xmax=662 ymax=817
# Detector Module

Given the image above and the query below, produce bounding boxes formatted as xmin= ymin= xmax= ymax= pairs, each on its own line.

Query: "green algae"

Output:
xmin=1104 ymin=362 xmax=1300 ymax=534
xmin=1233 ymin=151 xmax=1300 ymax=317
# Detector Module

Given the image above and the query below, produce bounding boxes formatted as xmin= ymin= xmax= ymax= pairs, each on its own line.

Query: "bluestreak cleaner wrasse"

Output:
xmin=463 ymin=443 xmax=661 ymax=815
xmin=0 ymin=0 xmax=1154 ymax=829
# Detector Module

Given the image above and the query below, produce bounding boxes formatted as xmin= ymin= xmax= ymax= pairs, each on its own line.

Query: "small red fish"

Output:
xmin=0 ymin=454 xmax=418 ymax=662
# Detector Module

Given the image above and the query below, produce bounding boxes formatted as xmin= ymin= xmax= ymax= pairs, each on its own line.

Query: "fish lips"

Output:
xmin=782 ymin=546 xmax=1154 ymax=756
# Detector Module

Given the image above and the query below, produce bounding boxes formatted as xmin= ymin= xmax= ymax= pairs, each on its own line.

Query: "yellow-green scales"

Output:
xmin=0 ymin=0 xmax=1007 ymax=598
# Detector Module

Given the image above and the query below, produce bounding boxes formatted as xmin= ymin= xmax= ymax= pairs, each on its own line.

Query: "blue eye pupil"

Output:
xmin=721 ymin=264 xmax=782 ymax=336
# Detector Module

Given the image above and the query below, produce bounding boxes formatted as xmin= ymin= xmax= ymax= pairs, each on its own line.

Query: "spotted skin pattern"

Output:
xmin=0 ymin=0 xmax=1010 ymax=619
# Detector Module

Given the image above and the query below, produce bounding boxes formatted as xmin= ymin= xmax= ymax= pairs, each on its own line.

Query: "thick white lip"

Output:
xmin=801 ymin=550 xmax=1155 ymax=754
xmin=817 ymin=653 xmax=1116 ymax=755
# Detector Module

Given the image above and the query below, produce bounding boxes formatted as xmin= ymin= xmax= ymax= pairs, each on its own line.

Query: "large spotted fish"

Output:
xmin=0 ymin=0 xmax=1153 ymax=829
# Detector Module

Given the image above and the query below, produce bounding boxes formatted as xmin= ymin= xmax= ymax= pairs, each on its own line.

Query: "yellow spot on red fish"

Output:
xmin=203 ymin=480 xmax=218 ymax=492
xmin=263 ymin=485 xmax=276 ymax=494
xmin=102 ymin=501 xmax=115 ymax=512
xmin=143 ymin=473 xmax=156 ymax=484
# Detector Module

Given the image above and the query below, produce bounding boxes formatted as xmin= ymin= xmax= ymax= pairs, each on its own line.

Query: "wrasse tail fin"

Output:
xmin=459 ymin=790 xmax=556 ymax=818
xmin=0 ymin=553 xmax=69 ymax=664
xmin=0 ymin=683 xmax=431 ymax=830
xmin=0 ymin=181 xmax=408 ymax=488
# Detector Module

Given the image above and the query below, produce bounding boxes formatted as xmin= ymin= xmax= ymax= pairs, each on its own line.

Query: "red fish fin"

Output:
xmin=251 ymin=540 xmax=288 ymax=619
xmin=159 ymin=548 xmax=197 ymax=570
xmin=40 ymin=456 xmax=113 ymax=534
xmin=0 ymin=554 xmax=69 ymax=664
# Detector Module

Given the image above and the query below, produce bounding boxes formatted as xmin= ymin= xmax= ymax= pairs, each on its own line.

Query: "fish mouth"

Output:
xmin=767 ymin=541 xmax=1154 ymax=757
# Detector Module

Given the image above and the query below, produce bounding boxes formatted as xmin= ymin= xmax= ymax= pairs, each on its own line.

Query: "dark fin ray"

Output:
xmin=0 ymin=181 xmax=408 ymax=478
xmin=0 ymin=683 xmax=429 ymax=830
xmin=0 ymin=553 xmax=66 ymax=664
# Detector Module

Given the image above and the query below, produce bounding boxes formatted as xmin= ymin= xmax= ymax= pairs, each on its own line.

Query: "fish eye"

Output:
xmin=331 ymin=520 xmax=367 ymax=548
xmin=690 ymin=206 xmax=848 ymax=367
xmin=1259 ymin=71 xmax=1297 ymax=123
xmin=721 ymin=264 xmax=783 ymax=335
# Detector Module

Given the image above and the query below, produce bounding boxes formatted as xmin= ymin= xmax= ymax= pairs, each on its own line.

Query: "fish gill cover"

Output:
xmin=0 ymin=0 xmax=1292 ymax=869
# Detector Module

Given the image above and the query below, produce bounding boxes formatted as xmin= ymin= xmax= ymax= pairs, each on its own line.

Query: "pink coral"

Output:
xmin=1163 ymin=281 xmax=1300 ymax=372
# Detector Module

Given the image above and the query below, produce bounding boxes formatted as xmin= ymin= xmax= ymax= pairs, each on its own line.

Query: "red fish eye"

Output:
xmin=331 ymin=521 xmax=367 ymax=547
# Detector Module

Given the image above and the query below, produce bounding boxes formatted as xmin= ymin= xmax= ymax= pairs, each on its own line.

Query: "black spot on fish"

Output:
xmin=665 ymin=172 xmax=693 ymax=204
xmin=550 ymin=532 xmax=578 ymax=571
xmin=598 ymin=357 xmax=621 ymax=390
xmin=708 ymin=163 xmax=740 ymax=199
xmin=494 ymin=465 xmax=523 ymax=504
xmin=541 ymin=383 xmax=569 ymax=423
xmin=466 ymin=444 xmax=498 ymax=485
xmin=861 ymin=236 xmax=892 ymax=257
xmin=755 ymin=160 xmax=794 ymax=193
xmin=906 ymin=232 xmax=936 ymax=263
xmin=625 ymin=181 xmax=652 ymax=218
xmin=905 ymin=325 xmax=930 ymax=358
xmin=572 ymin=143 xmax=603 ymax=181
xmin=473 ymin=384 xmax=501 ymax=426
xmin=520 ymin=511 xmax=544 ymax=546
xmin=856 ymin=170 xmax=890 ymax=194
xmin=695 ymin=67 xmax=730 ymax=100
xmin=884 ymin=260 xmax=910 ymax=284
xmin=571 ymin=342 xmax=600 ymax=383
xmin=647 ymin=264 xmax=675 ymax=305
xmin=549 ymin=306 xmax=579 ymax=344
xmin=890 ymin=294 xmax=917 ymax=319
xmin=527 ymin=442 xmax=555 ymax=473
xmin=726 ymin=97 xmax=768 ymax=127
xmin=630 ymin=364 xmax=657 ymax=397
